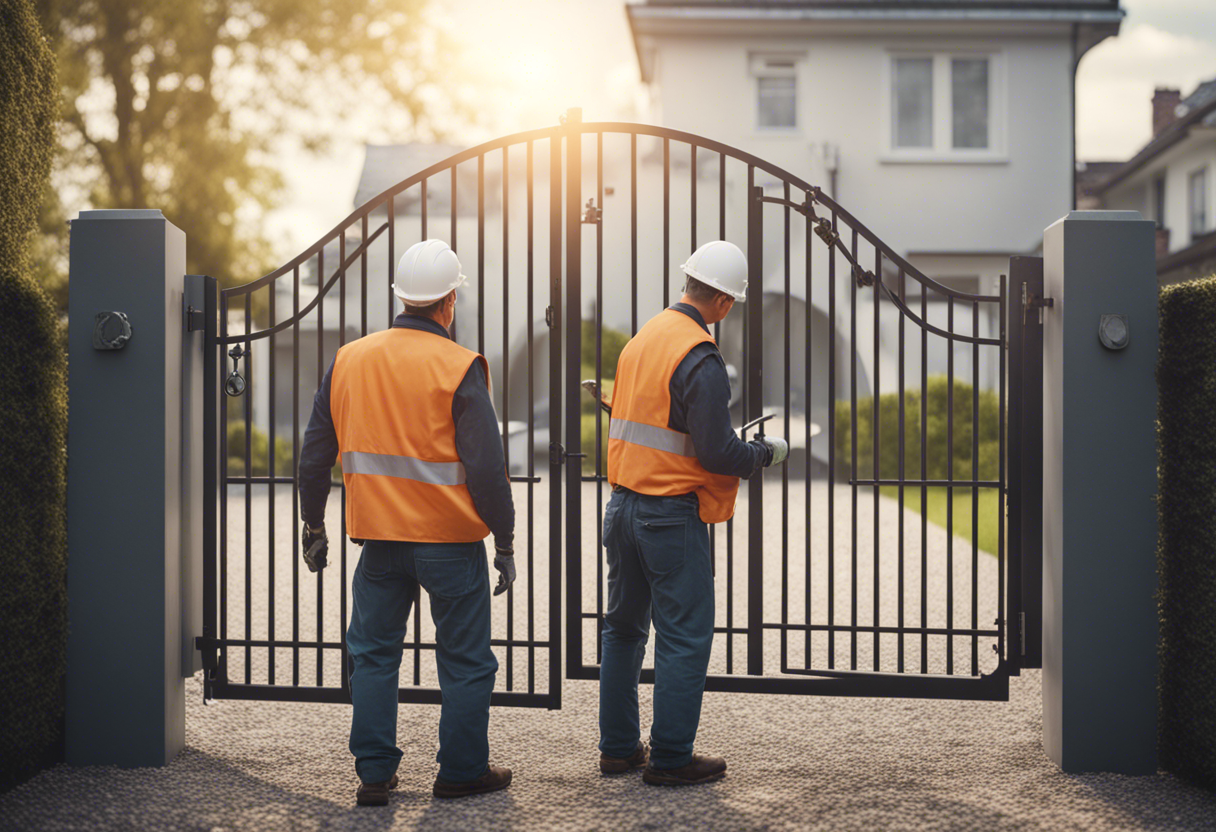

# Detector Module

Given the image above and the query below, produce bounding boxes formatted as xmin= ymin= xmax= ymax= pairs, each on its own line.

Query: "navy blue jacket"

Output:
xmin=664 ymin=303 xmax=771 ymax=477
xmin=298 ymin=313 xmax=515 ymax=548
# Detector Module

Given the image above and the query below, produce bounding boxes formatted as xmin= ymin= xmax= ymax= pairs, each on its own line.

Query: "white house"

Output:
xmin=251 ymin=0 xmax=1124 ymax=473
xmin=1089 ymin=80 xmax=1216 ymax=284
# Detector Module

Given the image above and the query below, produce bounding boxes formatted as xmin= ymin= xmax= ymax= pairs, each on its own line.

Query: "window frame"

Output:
xmin=1189 ymin=166 xmax=1208 ymax=242
xmin=1154 ymin=173 xmax=1167 ymax=230
xmin=750 ymin=52 xmax=803 ymax=135
xmin=881 ymin=49 xmax=1006 ymax=164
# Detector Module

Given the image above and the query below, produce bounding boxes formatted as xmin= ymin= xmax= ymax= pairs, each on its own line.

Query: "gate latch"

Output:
xmin=225 ymin=344 xmax=247 ymax=397
xmin=549 ymin=441 xmax=587 ymax=467
xmin=1022 ymin=283 xmax=1054 ymax=325
xmin=581 ymin=198 xmax=601 ymax=224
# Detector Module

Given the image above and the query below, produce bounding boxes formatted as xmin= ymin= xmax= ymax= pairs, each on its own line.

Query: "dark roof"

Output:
xmin=1094 ymin=79 xmax=1216 ymax=195
xmin=1075 ymin=161 xmax=1123 ymax=202
xmin=1158 ymin=230 xmax=1216 ymax=281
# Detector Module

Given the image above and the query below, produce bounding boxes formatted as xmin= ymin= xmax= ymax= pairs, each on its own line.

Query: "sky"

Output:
xmin=265 ymin=0 xmax=1216 ymax=257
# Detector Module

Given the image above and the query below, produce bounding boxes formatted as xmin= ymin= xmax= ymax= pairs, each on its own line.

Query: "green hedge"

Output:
xmin=226 ymin=421 xmax=294 ymax=478
xmin=1157 ymin=275 xmax=1216 ymax=790
xmin=581 ymin=319 xmax=628 ymax=380
xmin=834 ymin=375 xmax=1000 ymax=482
xmin=0 ymin=0 xmax=65 ymax=792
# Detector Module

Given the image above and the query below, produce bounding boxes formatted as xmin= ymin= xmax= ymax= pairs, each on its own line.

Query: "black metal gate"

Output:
xmin=200 ymin=109 xmax=1041 ymax=707
xmin=199 ymin=126 xmax=568 ymax=708
xmin=559 ymin=113 xmax=1040 ymax=700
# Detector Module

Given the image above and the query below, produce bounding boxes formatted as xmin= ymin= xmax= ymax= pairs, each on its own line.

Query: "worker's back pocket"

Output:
xmin=415 ymin=548 xmax=478 ymax=599
xmin=636 ymin=517 xmax=688 ymax=577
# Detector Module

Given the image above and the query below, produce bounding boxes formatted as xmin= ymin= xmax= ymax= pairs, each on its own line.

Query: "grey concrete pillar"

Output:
xmin=67 ymin=209 xmax=194 ymax=766
xmin=1042 ymin=210 xmax=1158 ymax=774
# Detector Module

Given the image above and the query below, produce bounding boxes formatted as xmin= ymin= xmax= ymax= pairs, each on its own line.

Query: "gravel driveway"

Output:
xmin=2 ymin=483 xmax=1212 ymax=831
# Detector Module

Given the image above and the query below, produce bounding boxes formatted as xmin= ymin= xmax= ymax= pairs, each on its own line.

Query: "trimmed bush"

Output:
xmin=0 ymin=0 xmax=65 ymax=791
xmin=1157 ymin=274 xmax=1216 ymax=790
xmin=226 ymin=421 xmax=294 ymax=478
xmin=581 ymin=319 xmax=628 ymax=380
xmin=834 ymin=375 xmax=1000 ymax=483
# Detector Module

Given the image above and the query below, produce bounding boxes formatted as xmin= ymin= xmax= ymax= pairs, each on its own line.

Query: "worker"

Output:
xmin=598 ymin=240 xmax=789 ymax=786
xmin=297 ymin=239 xmax=515 ymax=806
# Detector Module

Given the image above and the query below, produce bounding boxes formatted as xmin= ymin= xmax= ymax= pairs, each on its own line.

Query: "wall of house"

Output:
xmin=650 ymin=32 xmax=1074 ymax=258
xmin=1104 ymin=136 xmax=1216 ymax=255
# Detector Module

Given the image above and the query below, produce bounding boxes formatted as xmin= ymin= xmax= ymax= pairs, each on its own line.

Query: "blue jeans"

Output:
xmin=598 ymin=489 xmax=715 ymax=769
xmin=346 ymin=539 xmax=497 ymax=784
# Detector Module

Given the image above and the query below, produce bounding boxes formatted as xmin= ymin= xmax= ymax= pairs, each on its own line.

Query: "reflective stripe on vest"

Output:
xmin=607 ymin=418 xmax=696 ymax=458
xmin=341 ymin=451 xmax=467 ymax=486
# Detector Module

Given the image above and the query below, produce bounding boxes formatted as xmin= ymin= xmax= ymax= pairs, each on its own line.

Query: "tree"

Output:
xmin=33 ymin=0 xmax=469 ymax=300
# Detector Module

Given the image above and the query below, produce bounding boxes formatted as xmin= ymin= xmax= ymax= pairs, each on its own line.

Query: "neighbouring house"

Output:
xmin=1088 ymin=81 xmax=1216 ymax=285
xmin=252 ymin=0 xmax=1125 ymax=474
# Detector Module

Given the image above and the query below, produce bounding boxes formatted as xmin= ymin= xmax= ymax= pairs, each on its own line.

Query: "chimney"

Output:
xmin=1153 ymin=88 xmax=1182 ymax=136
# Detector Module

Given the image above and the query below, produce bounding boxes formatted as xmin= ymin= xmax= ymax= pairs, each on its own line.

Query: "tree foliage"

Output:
xmin=34 ymin=0 xmax=468 ymax=300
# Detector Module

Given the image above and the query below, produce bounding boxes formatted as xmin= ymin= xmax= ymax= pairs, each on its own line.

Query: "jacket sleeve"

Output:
xmin=676 ymin=348 xmax=771 ymax=479
xmin=453 ymin=360 xmax=516 ymax=549
xmin=298 ymin=358 xmax=339 ymax=528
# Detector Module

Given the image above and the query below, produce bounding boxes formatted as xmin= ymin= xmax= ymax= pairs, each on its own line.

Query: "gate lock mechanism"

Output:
xmin=225 ymin=344 xmax=247 ymax=397
xmin=581 ymin=198 xmax=601 ymax=224
xmin=740 ymin=412 xmax=775 ymax=441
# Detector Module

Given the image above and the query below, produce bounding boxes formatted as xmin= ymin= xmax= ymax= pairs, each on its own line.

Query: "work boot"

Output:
xmin=432 ymin=764 xmax=513 ymax=799
xmin=642 ymin=754 xmax=727 ymax=787
xmin=600 ymin=741 xmax=648 ymax=774
xmin=356 ymin=773 xmax=399 ymax=806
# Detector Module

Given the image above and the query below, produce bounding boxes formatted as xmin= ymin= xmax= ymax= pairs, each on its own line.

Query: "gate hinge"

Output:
xmin=1021 ymin=283 xmax=1054 ymax=325
xmin=545 ymin=305 xmax=555 ymax=329
xmin=195 ymin=635 xmax=219 ymax=670
xmin=185 ymin=304 xmax=205 ymax=332
xmin=1019 ymin=611 xmax=1026 ymax=656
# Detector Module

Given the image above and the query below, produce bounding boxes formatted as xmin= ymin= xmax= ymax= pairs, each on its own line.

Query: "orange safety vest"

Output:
xmin=607 ymin=308 xmax=740 ymax=524
xmin=330 ymin=327 xmax=492 ymax=543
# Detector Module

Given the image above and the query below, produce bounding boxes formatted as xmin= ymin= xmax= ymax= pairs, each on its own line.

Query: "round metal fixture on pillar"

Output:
xmin=1099 ymin=314 xmax=1129 ymax=350
xmin=92 ymin=311 xmax=132 ymax=350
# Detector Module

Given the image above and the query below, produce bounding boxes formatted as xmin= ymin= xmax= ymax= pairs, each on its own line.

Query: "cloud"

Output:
xmin=1077 ymin=23 xmax=1216 ymax=160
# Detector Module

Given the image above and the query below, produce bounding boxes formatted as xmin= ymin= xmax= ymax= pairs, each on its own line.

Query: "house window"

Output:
xmin=893 ymin=58 xmax=933 ymax=148
xmin=951 ymin=58 xmax=989 ymax=149
xmin=751 ymin=54 xmax=800 ymax=130
xmin=1190 ymin=168 xmax=1208 ymax=241
xmin=887 ymin=52 xmax=1000 ymax=159
xmin=1154 ymin=175 xmax=1167 ymax=229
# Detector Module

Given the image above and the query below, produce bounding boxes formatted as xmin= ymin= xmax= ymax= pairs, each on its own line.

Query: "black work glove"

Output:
xmin=492 ymin=543 xmax=516 ymax=597
xmin=302 ymin=523 xmax=328 ymax=573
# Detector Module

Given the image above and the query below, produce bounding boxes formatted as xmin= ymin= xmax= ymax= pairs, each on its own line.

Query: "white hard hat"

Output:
xmin=392 ymin=239 xmax=468 ymax=303
xmin=680 ymin=240 xmax=748 ymax=301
